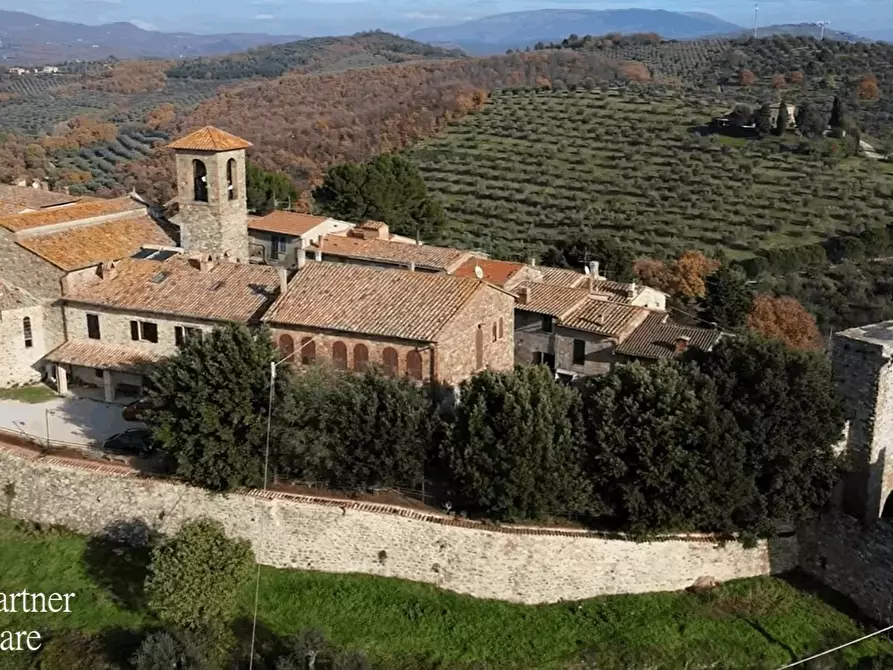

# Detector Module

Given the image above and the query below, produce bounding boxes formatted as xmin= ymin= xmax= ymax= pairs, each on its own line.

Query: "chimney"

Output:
xmin=377 ymin=222 xmax=389 ymax=240
xmin=628 ymin=280 xmax=638 ymax=300
xmin=518 ymin=285 xmax=530 ymax=305
xmin=188 ymin=254 xmax=215 ymax=272
xmin=296 ymin=248 xmax=307 ymax=269
xmin=314 ymin=248 xmax=323 ymax=262
xmin=589 ymin=261 xmax=600 ymax=280
xmin=278 ymin=267 xmax=288 ymax=295
xmin=529 ymin=257 xmax=537 ymax=268
xmin=99 ymin=260 xmax=117 ymax=281
xmin=674 ymin=336 xmax=691 ymax=355
xmin=408 ymin=262 xmax=416 ymax=272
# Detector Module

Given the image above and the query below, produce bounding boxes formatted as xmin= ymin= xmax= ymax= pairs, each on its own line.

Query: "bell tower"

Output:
xmin=168 ymin=126 xmax=251 ymax=261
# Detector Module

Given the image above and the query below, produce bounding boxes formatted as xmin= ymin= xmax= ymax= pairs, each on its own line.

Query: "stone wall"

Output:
xmin=0 ymin=445 xmax=798 ymax=605
xmin=0 ymin=303 xmax=47 ymax=386
xmin=0 ymin=229 xmax=65 ymax=299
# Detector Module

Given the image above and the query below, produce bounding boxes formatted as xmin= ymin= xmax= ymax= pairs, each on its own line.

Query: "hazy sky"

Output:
xmin=5 ymin=0 xmax=893 ymax=36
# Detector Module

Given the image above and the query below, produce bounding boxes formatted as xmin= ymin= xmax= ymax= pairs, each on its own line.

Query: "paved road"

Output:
xmin=0 ymin=394 xmax=137 ymax=446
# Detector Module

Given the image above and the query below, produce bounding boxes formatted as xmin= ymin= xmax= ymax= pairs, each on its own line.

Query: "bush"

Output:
xmin=146 ymin=519 xmax=255 ymax=630
xmin=37 ymin=632 xmax=115 ymax=670
xmin=275 ymin=628 xmax=370 ymax=670
xmin=131 ymin=628 xmax=223 ymax=670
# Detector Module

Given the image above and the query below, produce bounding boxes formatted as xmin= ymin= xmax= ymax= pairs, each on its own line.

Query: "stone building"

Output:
xmin=263 ymin=260 xmax=515 ymax=386
xmin=168 ymin=126 xmax=252 ymax=261
xmin=248 ymin=211 xmax=353 ymax=266
xmin=0 ymin=280 xmax=49 ymax=387
xmin=47 ymin=252 xmax=282 ymax=401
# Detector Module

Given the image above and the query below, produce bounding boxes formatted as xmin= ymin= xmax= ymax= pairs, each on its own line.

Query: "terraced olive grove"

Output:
xmin=411 ymin=85 xmax=893 ymax=260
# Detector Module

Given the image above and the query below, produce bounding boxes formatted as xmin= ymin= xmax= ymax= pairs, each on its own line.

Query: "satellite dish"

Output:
xmin=584 ymin=266 xmax=591 ymax=275
xmin=473 ymin=265 xmax=484 ymax=280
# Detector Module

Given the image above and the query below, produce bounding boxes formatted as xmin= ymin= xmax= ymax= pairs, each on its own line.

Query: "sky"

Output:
xmin=4 ymin=0 xmax=893 ymax=37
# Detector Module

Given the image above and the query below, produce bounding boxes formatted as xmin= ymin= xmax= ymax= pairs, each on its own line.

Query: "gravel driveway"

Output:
xmin=0 ymin=393 xmax=138 ymax=446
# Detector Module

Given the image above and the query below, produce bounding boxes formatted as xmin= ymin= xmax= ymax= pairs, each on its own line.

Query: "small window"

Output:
xmin=175 ymin=326 xmax=183 ymax=347
xmin=475 ymin=325 xmax=484 ymax=370
xmin=175 ymin=326 xmax=202 ymax=347
xmin=332 ymin=341 xmax=348 ymax=370
xmin=301 ymin=337 xmax=315 ymax=364
xmin=130 ymin=320 xmax=140 ymax=341
xmin=542 ymin=315 xmax=554 ymax=333
xmin=573 ymin=339 xmax=586 ymax=366
xmin=406 ymin=351 xmax=423 ymax=381
xmin=141 ymin=322 xmax=158 ymax=343
xmin=498 ymin=317 xmax=505 ymax=340
xmin=492 ymin=323 xmax=498 ymax=342
xmin=382 ymin=347 xmax=398 ymax=377
xmin=22 ymin=316 xmax=33 ymax=348
xmin=354 ymin=344 xmax=369 ymax=372
xmin=86 ymin=314 xmax=100 ymax=340
xmin=279 ymin=334 xmax=294 ymax=361
xmin=95 ymin=368 xmax=104 ymax=379
xmin=226 ymin=158 xmax=237 ymax=201
xmin=193 ymin=159 xmax=208 ymax=202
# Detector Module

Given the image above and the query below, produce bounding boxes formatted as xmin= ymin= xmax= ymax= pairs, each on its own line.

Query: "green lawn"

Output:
xmin=0 ymin=517 xmax=890 ymax=669
xmin=0 ymin=385 xmax=58 ymax=404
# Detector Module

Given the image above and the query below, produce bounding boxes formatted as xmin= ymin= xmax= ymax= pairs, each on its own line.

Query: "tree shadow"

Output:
xmin=97 ymin=626 xmax=145 ymax=668
xmin=779 ymin=570 xmax=882 ymax=628
xmin=82 ymin=519 xmax=155 ymax=612
xmin=231 ymin=617 xmax=288 ymax=670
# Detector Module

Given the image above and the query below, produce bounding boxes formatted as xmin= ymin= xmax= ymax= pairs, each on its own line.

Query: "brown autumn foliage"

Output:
xmin=739 ymin=69 xmax=756 ymax=86
xmin=0 ymin=135 xmax=30 ymax=183
xmin=146 ymin=103 xmax=177 ymax=131
xmin=788 ymin=70 xmax=804 ymax=85
xmin=619 ymin=61 xmax=650 ymax=82
xmin=771 ymin=74 xmax=787 ymax=89
xmin=84 ymin=60 xmax=171 ymax=94
xmin=121 ymin=51 xmax=630 ymax=205
xmin=634 ymin=250 xmax=720 ymax=300
xmin=40 ymin=116 xmax=118 ymax=152
xmin=747 ymin=294 xmax=823 ymax=351
xmin=858 ymin=74 xmax=881 ymax=101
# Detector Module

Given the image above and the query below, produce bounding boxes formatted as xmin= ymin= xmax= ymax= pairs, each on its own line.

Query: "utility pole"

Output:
xmin=753 ymin=4 xmax=759 ymax=38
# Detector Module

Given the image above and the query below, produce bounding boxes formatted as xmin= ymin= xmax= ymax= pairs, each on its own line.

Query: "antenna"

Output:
xmin=473 ymin=265 xmax=484 ymax=280
xmin=816 ymin=20 xmax=830 ymax=39
xmin=753 ymin=4 xmax=759 ymax=38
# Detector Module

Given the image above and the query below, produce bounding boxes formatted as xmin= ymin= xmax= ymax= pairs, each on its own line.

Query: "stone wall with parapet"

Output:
xmin=0 ymin=443 xmax=798 ymax=605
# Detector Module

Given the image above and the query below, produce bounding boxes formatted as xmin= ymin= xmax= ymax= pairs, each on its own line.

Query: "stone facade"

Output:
xmin=175 ymin=149 xmax=249 ymax=261
xmin=0 ymin=228 xmax=66 ymax=299
xmin=0 ymin=445 xmax=798 ymax=605
xmin=0 ymin=304 xmax=48 ymax=386
xmin=514 ymin=311 xmax=616 ymax=378
xmin=248 ymin=220 xmax=353 ymax=267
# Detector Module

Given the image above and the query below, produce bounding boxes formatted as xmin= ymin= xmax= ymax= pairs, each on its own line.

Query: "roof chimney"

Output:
xmin=529 ymin=257 xmax=537 ymax=268
xmin=99 ymin=260 xmax=118 ymax=281
xmin=674 ymin=336 xmax=691 ymax=355
xmin=518 ymin=285 xmax=530 ymax=305
xmin=409 ymin=261 xmax=416 ymax=272
xmin=628 ymin=280 xmax=638 ymax=300
xmin=296 ymin=248 xmax=307 ymax=270
xmin=188 ymin=253 xmax=215 ymax=272
xmin=279 ymin=267 xmax=288 ymax=295
xmin=314 ymin=248 xmax=322 ymax=262
xmin=589 ymin=261 xmax=600 ymax=280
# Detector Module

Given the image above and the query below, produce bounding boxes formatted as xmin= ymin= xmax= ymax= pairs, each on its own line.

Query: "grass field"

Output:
xmin=0 ymin=517 xmax=890 ymax=668
xmin=0 ymin=385 xmax=57 ymax=404
xmin=411 ymin=85 xmax=893 ymax=261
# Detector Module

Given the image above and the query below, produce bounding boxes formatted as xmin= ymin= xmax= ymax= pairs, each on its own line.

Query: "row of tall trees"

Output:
xmin=144 ymin=325 xmax=844 ymax=536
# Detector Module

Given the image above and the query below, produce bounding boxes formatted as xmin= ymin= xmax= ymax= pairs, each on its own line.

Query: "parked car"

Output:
xmin=123 ymin=398 xmax=153 ymax=422
xmin=103 ymin=428 xmax=153 ymax=457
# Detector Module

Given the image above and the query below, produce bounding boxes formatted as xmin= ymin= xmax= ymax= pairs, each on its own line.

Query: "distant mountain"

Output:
xmin=407 ymin=9 xmax=742 ymax=55
xmin=0 ymin=10 xmax=302 ymax=65
xmin=712 ymin=23 xmax=872 ymax=43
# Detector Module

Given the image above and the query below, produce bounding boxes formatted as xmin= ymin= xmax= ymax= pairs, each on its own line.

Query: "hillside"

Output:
xmin=0 ymin=10 xmax=301 ymax=65
xmin=719 ymin=23 xmax=871 ymax=43
xmin=408 ymin=85 xmax=893 ymax=262
xmin=407 ymin=9 xmax=741 ymax=55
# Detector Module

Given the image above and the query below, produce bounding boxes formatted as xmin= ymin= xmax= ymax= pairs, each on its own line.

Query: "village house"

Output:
xmin=247 ymin=211 xmax=354 ymax=265
xmin=263 ymin=257 xmax=515 ymax=386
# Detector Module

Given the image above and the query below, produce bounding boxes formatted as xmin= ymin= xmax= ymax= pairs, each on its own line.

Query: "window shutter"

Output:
xmin=175 ymin=326 xmax=184 ymax=347
xmin=130 ymin=321 xmax=139 ymax=341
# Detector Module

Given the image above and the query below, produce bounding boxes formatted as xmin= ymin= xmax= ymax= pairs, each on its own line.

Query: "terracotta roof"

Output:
xmin=359 ymin=220 xmax=387 ymax=230
xmin=17 ymin=215 xmax=174 ymax=271
xmin=248 ymin=211 xmax=329 ymax=237
xmin=616 ymin=312 xmax=723 ymax=360
xmin=0 ymin=197 xmax=143 ymax=233
xmin=538 ymin=266 xmax=587 ymax=288
xmin=64 ymin=256 xmax=281 ymax=323
xmin=0 ymin=279 xmax=39 ymax=311
xmin=0 ymin=185 xmax=78 ymax=210
xmin=454 ymin=258 xmax=524 ymax=285
xmin=167 ymin=126 xmax=253 ymax=152
xmin=317 ymin=235 xmax=472 ymax=272
xmin=560 ymin=300 xmax=650 ymax=340
xmin=0 ymin=202 xmax=23 ymax=216
xmin=264 ymin=261 xmax=485 ymax=342
xmin=46 ymin=340 xmax=164 ymax=373
xmin=515 ymin=282 xmax=590 ymax=318
xmin=589 ymin=279 xmax=637 ymax=304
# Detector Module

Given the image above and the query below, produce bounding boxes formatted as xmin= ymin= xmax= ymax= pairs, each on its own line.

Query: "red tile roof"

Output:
xmin=167 ymin=126 xmax=253 ymax=152
xmin=248 ymin=211 xmax=329 ymax=237
xmin=615 ymin=312 xmax=723 ymax=360
xmin=46 ymin=340 xmax=165 ymax=373
xmin=63 ymin=256 xmax=281 ymax=323
xmin=515 ymin=283 xmax=590 ymax=318
xmin=454 ymin=258 xmax=525 ymax=285
xmin=560 ymin=300 xmax=650 ymax=340
xmin=17 ymin=215 xmax=174 ymax=271
xmin=0 ymin=185 xmax=79 ymax=210
xmin=264 ymin=261 xmax=487 ymax=343
xmin=538 ymin=266 xmax=587 ymax=288
xmin=317 ymin=234 xmax=472 ymax=272
xmin=0 ymin=196 xmax=143 ymax=233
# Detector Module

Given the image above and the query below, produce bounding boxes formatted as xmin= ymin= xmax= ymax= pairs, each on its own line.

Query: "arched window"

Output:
xmin=498 ymin=317 xmax=505 ymax=340
xmin=382 ymin=347 xmax=398 ymax=377
xmin=193 ymin=159 xmax=208 ymax=202
xmin=353 ymin=344 xmax=369 ymax=372
xmin=492 ymin=323 xmax=498 ymax=342
xmin=278 ymin=334 xmax=294 ymax=361
xmin=406 ymin=351 xmax=423 ymax=381
xmin=22 ymin=316 xmax=33 ymax=349
xmin=226 ymin=158 xmax=237 ymax=201
xmin=301 ymin=337 xmax=316 ymax=364
xmin=475 ymin=325 xmax=484 ymax=370
xmin=332 ymin=341 xmax=348 ymax=370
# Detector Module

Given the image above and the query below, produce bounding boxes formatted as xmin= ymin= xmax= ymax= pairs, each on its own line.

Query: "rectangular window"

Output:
xmin=270 ymin=235 xmax=287 ymax=260
xmin=573 ymin=339 xmax=586 ymax=366
xmin=542 ymin=315 xmax=554 ymax=333
xmin=141 ymin=321 xmax=158 ymax=343
xmin=175 ymin=326 xmax=202 ymax=347
xmin=175 ymin=326 xmax=183 ymax=347
xmin=95 ymin=368 xmax=104 ymax=379
xmin=130 ymin=320 xmax=139 ymax=341
xmin=86 ymin=314 xmax=101 ymax=340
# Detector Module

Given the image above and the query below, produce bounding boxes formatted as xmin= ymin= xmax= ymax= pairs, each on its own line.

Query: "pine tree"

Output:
xmin=830 ymin=95 xmax=846 ymax=129
xmin=774 ymin=100 xmax=790 ymax=136
xmin=699 ymin=265 xmax=754 ymax=329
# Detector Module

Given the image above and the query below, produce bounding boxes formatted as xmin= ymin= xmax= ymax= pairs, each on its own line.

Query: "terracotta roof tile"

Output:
xmin=454 ymin=258 xmax=525 ymax=285
xmin=0 ymin=279 xmax=39 ymax=311
xmin=167 ymin=126 xmax=253 ymax=152
xmin=515 ymin=282 xmax=590 ymax=318
xmin=560 ymin=300 xmax=650 ymax=340
xmin=64 ymin=256 xmax=281 ymax=323
xmin=248 ymin=211 xmax=330 ymax=237
xmin=17 ymin=215 xmax=174 ymax=271
xmin=0 ymin=185 xmax=78 ymax=210
xmin=0 ymin=196 xmax=143 ymax=233
xmin=538 ymin=267 xmax=587 ymax=288
xmin=616 ymin=312 xmax=723 ymax=360
xmin=317 ymin=235 xmax=472 ymax=272
xmin=588 ymin=279 xmax=637 ymax=304
xmin=264 ymin=262 xmax=484 ymax=342
xmin=46 ymin=340 xmax=164 ymax=373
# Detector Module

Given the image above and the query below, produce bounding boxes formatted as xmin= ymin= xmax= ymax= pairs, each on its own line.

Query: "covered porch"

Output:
xmin=44 ymin=340 xmax=164 ymax=403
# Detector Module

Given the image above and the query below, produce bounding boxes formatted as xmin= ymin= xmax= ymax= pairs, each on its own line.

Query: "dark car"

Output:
xmin=123 ymin=398 xmax=153 ymax=422
xmin=103 ymin=428 xmax=153 ymax=457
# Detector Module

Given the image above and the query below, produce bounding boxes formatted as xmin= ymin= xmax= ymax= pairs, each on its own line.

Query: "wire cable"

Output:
xmin=777 ymin=623 xmax=893 ymax=668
